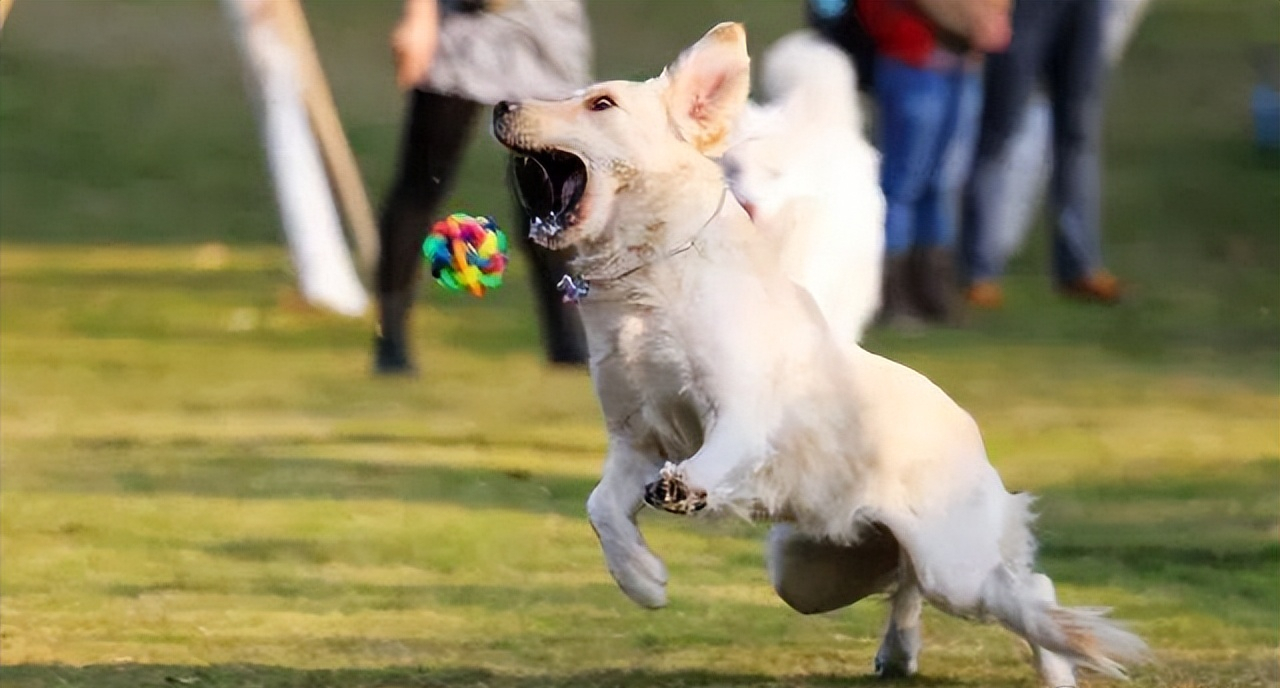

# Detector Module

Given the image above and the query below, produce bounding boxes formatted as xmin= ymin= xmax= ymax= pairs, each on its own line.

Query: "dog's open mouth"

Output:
xmin=510 ymin=150 xmax=587 ymax=246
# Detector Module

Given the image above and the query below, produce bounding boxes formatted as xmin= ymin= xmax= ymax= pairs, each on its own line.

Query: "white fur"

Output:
xmin=493 ymin=23 xmax=1147 ymax=687
xmin=722 ymin=30 xmax=884 ymax=344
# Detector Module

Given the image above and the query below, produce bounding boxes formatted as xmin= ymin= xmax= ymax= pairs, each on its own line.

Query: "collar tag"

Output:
xmin=557 ymin=274 xmax=591 ymax=303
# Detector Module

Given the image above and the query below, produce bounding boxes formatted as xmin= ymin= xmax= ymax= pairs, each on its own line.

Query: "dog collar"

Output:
xmin=557 ymin=188 xmax=731 ymax=304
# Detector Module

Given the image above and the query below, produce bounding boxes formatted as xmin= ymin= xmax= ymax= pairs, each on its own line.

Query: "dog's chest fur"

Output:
xmin=595 ymin=307 xmax=710 ymax=463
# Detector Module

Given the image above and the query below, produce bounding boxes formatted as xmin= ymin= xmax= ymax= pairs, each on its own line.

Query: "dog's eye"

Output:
xmin=589 ymin=95 xmax=616 ymax=112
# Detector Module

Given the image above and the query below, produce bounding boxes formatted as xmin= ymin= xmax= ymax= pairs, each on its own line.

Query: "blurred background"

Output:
xmin=0 ymin=1 xmax=1277 ymax=687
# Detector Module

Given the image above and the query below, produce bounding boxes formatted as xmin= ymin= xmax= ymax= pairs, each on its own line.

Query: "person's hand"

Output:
xmin=915 ymin=0 xmax=1012 ymax=56
xmin=392 ymin=0 xmax=439 ymax=91
xmin=968 ymin=10 xmax=1011 ymax=53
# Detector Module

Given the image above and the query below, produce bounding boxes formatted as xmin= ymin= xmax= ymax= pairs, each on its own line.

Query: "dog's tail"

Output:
xmin=979 ymin=566 xmax=1151 ymax=679
xmin=761 ymin=30 xmax=861 ymax=132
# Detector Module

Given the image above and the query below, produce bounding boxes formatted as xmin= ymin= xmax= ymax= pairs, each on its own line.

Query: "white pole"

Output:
xmin=273 ymin=0 xmax=381 ymax=278
xmin=221 ymin=0 xmax=368 ymax=317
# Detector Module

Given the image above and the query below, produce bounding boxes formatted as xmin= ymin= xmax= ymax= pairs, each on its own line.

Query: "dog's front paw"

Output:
xmin=874 ymin=624 xmax=920 ymax=679
xmin=643 ymin=462 xmax=707 ymax=514
xmin=611 ymin=548 xmax=669 ymax=609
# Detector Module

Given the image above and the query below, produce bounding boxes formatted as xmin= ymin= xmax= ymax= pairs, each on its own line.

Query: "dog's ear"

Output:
xmin=662 ymin=22 xmax=751 ymax=157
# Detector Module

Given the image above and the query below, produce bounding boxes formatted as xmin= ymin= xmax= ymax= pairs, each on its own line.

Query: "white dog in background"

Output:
xmin=494 ymin=22 xmax=1146 ymax=687
xmin=722 ymin=30 xmax=884 ymax=344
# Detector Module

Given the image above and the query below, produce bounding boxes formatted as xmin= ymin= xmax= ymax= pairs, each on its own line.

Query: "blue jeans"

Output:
xmin=962 ymin=0 xmax=1107 ymax=285
xmin=876 ymin=55 xmax=983 ymax=256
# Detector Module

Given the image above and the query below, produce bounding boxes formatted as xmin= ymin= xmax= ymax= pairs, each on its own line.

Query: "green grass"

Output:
xmin=1 ymin=1 xmax=1278 ymax=687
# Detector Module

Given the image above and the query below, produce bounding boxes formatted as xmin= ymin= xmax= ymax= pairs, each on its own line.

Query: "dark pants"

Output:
xmin=962 ymin=0 xmax=1107 ymax=285
xmin=376 ymin=90 xmax=586 ymax=369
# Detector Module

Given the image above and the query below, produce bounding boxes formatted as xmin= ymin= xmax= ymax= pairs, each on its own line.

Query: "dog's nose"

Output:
xmin=495 ymin=100 xmax=519 ymax=118
xmin=493 ymin=101 xmax=520 ymax=132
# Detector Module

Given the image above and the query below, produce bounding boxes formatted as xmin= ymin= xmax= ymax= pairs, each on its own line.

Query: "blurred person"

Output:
xmin=857 ymin=0 xmax=1011 ymax=327
xmin=375 ymin=0 xmax=591 ymax=374
xmin=807 ymin=0 xmax=877 ymax=96
xmin=961 ymin=0 xmax=1121 ymax=309
xmin=980 ymin=0 xmax=1153 ymax=277
xmin=1254 ymin=45 xmax=1280 ymax=152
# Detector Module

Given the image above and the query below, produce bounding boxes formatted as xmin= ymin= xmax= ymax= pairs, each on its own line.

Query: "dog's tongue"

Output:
xmin=558 ymin=169 xmax=585 ymax=215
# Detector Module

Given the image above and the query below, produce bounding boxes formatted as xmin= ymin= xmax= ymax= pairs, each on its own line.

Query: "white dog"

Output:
xmin=493 ymin=23 xmax=1146 ymax=687
xmin=722 ymin=30 xmax=884 ymax=343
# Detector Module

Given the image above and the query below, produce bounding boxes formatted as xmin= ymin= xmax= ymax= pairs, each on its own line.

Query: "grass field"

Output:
xmin=1 ymin=1 xmax=1278 ymax=687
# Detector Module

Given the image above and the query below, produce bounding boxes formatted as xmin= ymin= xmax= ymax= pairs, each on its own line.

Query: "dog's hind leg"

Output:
xmin=886 ymin=484 xmax=1147 ymax=684
xmin=764 ymin=523 xmax=922 ymax=678
xmin=972 ymin=565 xmax=1147 ymax=682
xmin=765 ymin=523 xmax=898 ymax=615
xmin=588 ymin=439 xmax=670 ymax=609
xmin=874 ymin=564 xmax=924 ymax=678
xmin=1027 ymin=572 xmax=1077 ymax=688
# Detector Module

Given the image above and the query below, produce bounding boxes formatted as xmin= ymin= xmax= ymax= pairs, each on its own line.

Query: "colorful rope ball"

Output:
xmin=422 ymin=213 xmax=508 ymax=297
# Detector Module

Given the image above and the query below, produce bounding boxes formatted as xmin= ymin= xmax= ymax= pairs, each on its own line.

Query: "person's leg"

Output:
xmin=507 ymin=187 xmax=588 ymax=364
xmin=961 ymin=0 xmax=1061 ymax=302
xmin=375 ymin=90 xmax=481 ymax=374
xmin=983 ymin=0 xmax=1145 ymax=276
xmin=1103 ymin=0 xmax=1153 ymax=64
xmin=1044 ymin=0 xmax=1117 ymax=300
xmin=919 ymin=66 xmax=983 ymax=248
xmin=874 ymin=55 xmax=950 ymax=325
xmin=992 ymin=92 xmax=1053 ymax=265
xmin=912 ymin=65 xmax=983 ymax=322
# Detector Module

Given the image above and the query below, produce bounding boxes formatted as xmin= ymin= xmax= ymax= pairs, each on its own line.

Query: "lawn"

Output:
xmin=1 ymin=1 xmax=1277 ymax=687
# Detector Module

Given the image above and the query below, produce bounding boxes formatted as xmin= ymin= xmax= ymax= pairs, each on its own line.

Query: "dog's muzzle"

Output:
xmin=493 ymin=102 xmax=587 ymax=247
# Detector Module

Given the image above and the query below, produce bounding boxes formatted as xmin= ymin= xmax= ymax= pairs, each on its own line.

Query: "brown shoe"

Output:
xmin=965 ymin=280 xmax=1004 ymax=310
xmin=1060 ymin=271 xmax=1123 ymax=304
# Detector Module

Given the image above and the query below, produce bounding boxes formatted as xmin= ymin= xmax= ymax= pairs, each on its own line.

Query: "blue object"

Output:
xmin=808 ymin=0 xmax=849 ymax=21
xmin=1252 ymin=84 xmax=1280 ymax=151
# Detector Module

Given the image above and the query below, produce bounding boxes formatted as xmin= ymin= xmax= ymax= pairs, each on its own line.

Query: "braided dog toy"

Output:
xmin=422 ymin=213 xmax=508 ymax=297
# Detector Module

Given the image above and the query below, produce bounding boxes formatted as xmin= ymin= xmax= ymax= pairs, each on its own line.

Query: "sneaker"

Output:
xmin=965 ymin=280 xmax=1004 ymax=310
xmin=1060 ymin=271 xmax=1122 ymax=304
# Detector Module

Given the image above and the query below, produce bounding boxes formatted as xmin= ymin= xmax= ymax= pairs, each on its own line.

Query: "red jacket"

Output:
xmin=856 ymin=0 xmax=946 ymax=68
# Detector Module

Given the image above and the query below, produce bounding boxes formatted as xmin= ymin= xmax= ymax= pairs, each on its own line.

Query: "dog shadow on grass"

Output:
xmin=1031 ymin=456 xmax=1279 ymax=631
xmin=45 ymin=439 xmax=1280 ymax=634
xmin=53 ymin=449 xmax=762 ymax=544
xmin=105 ymin=578 xmax=641 ymax=612
xmin=0 ymin=664 xmax=973 ymax=688
xmin=57 ymin=452 xmax=600 ymax=518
